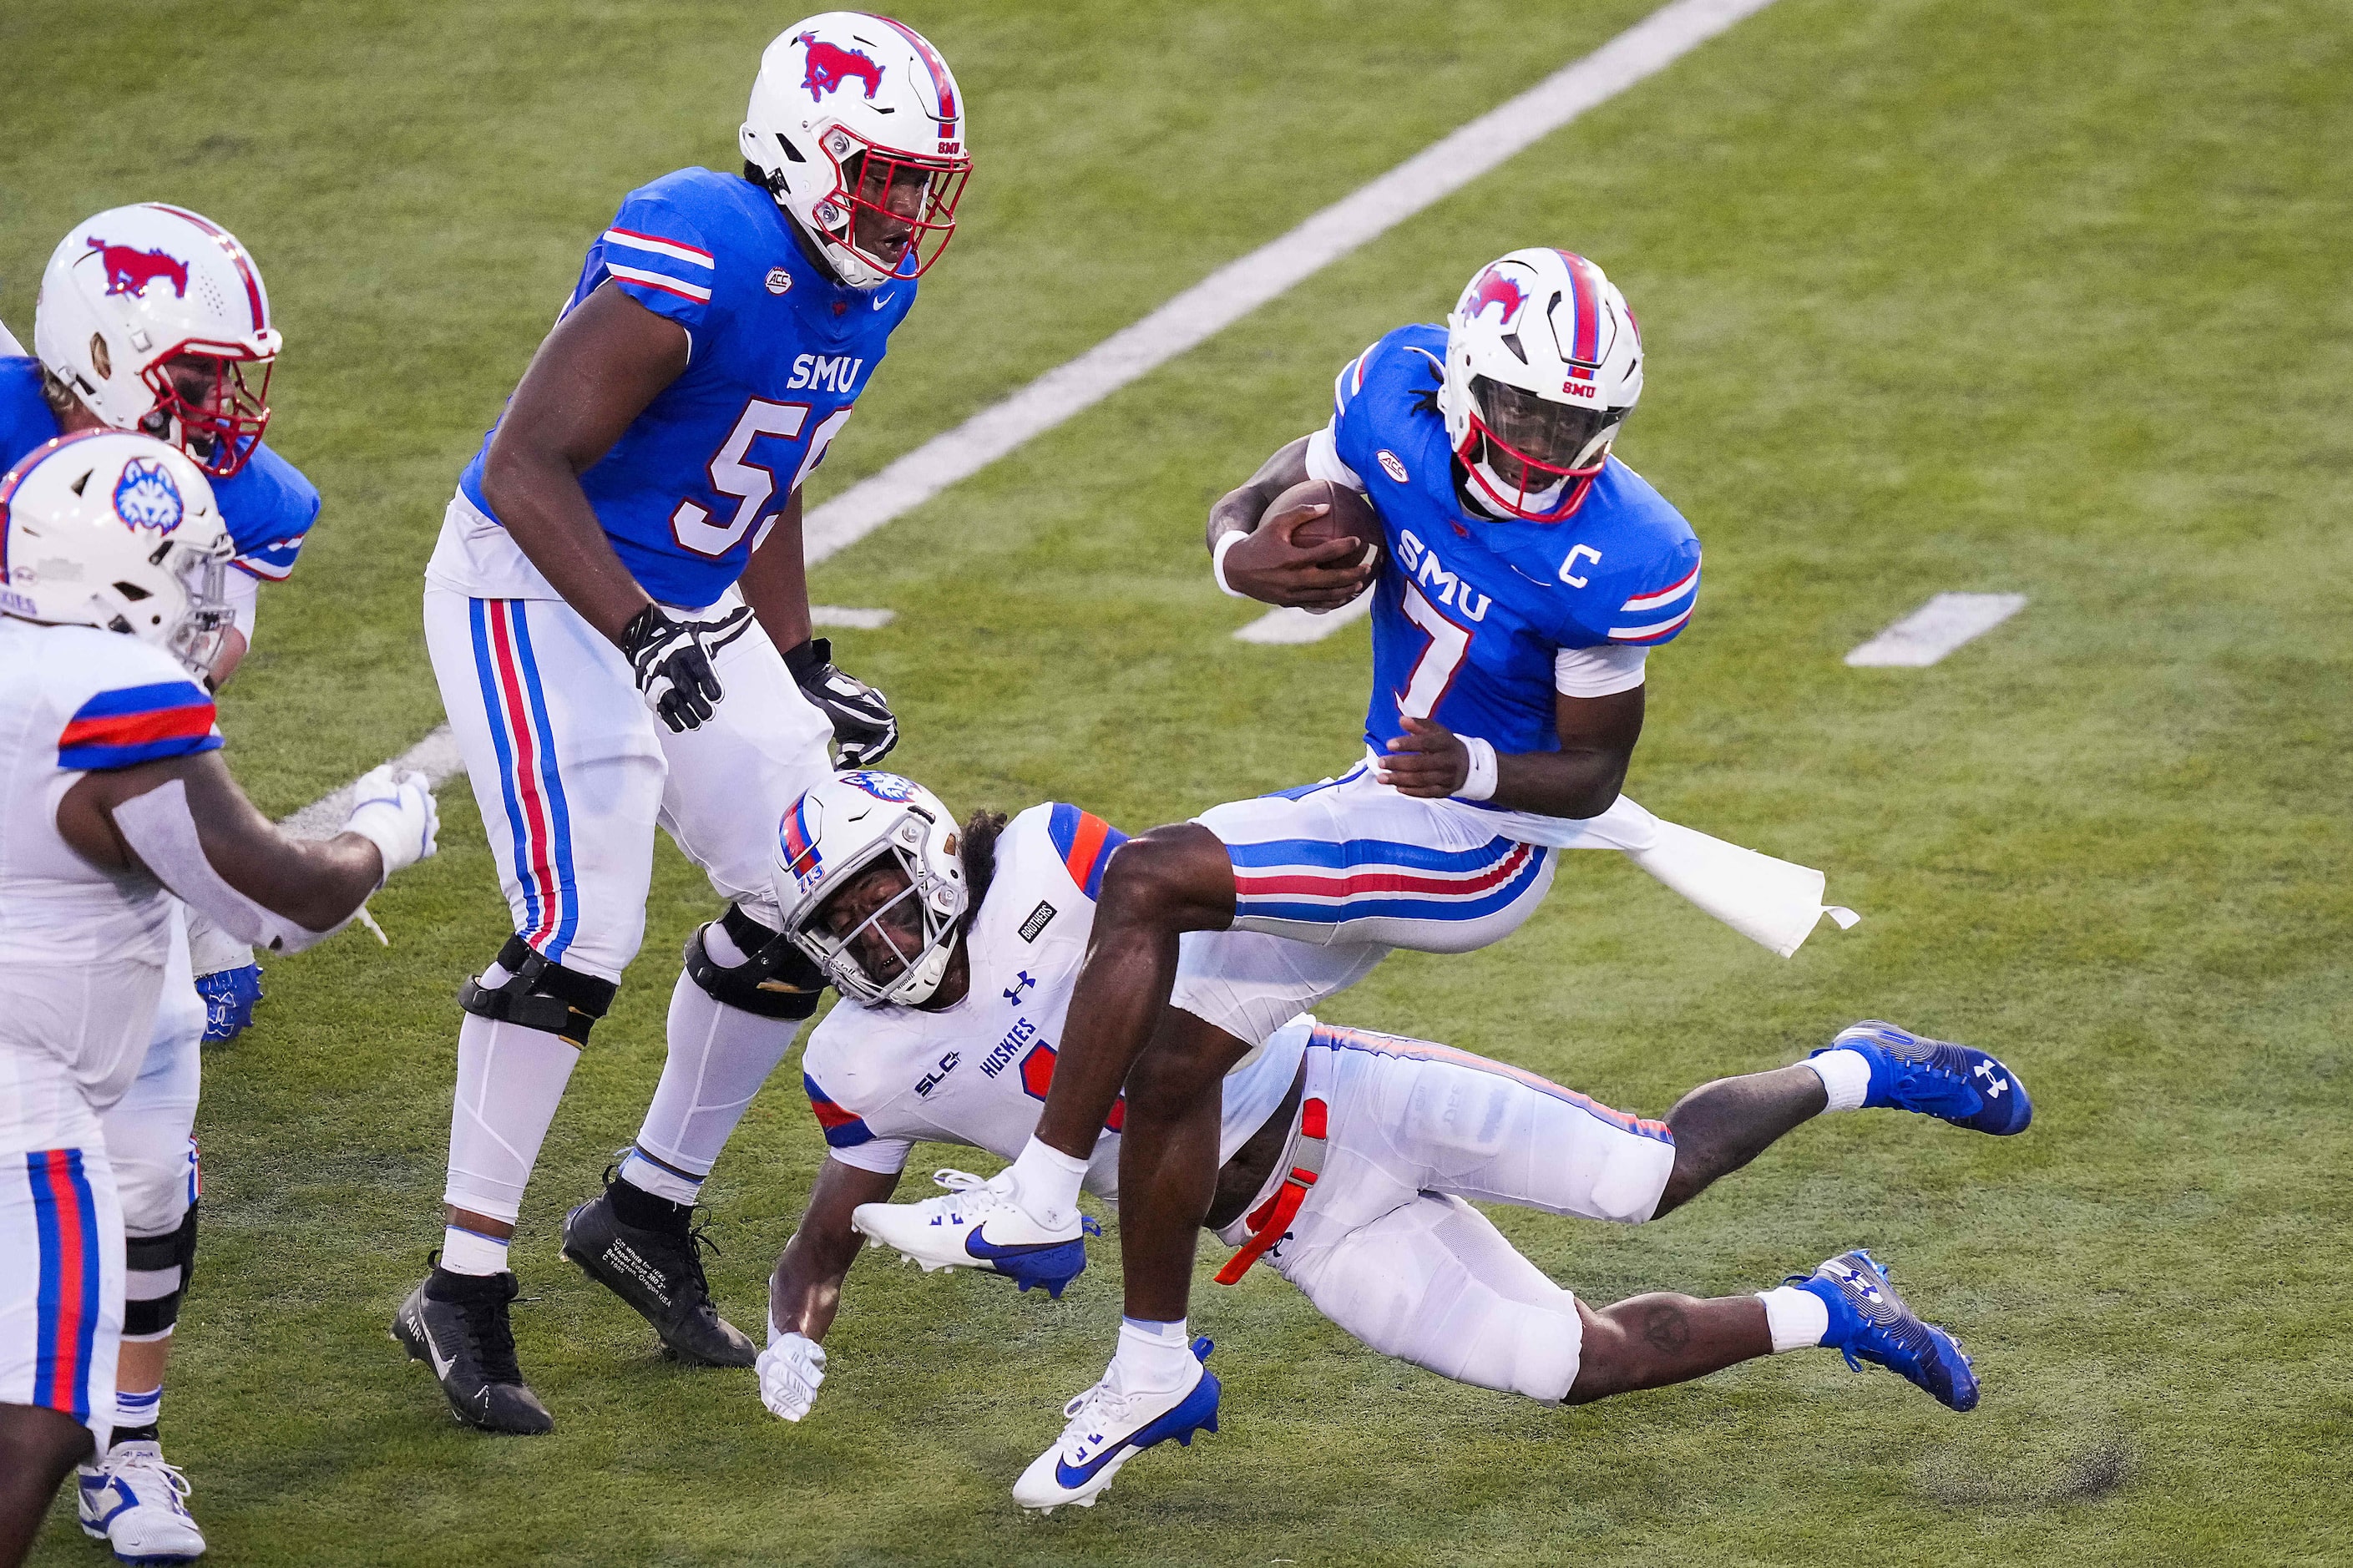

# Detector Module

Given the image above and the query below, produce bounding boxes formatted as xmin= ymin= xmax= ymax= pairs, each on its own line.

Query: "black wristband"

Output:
xmin=781 ymin=636 xmax=832 ymax=680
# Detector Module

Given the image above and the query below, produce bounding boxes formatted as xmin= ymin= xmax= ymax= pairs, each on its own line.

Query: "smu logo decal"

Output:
xmin=112 ymin=458 xmax=185 ymax=534
xmin=87 ymin=239 xmax=190 ymax=299
xmin=798 ymin=34 xmax=883 ymax=101
xmin=1464 ymin=264 xmax=1530 ymax=327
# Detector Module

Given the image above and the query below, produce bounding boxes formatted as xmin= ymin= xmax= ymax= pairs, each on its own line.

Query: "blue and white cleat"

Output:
xmin=1013 ymin=1338 xmax=1221 ymax=1513
xmin=78 ymin=1439 xmax=206 ymax=1563
xmin=851 ymin=1168 xmax=1097 ymax=1299
xmin=1796 ymin=1249 xmax=1979 ymax=1412
xmin=1819 ymin=1019 xmax=2032 ymax=1136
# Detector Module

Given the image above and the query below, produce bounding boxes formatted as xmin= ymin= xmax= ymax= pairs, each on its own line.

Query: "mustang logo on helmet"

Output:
xmin=1465 ymin=266 xmax=1531 ymax=327
xmin=112 ymin=457 xmax=185 ymax=534
xmin=798 ymin=34 xmax=884 ymax=101
xmin=86 ymin=239 xmax=190 ymax=300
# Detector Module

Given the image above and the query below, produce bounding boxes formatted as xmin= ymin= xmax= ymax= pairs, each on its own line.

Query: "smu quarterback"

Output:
xmin=401 ymin=12 xmax=971 ymax=1434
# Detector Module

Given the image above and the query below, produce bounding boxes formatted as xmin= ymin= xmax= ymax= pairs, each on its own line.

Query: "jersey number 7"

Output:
xmin=1395 ymin=581 xmax=1472 ymax=720
xmin=670 ymin=398 xmax=855 ymax=558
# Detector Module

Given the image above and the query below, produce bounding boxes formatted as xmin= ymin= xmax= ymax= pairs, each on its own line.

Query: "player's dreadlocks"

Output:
xmin=959 ymin=808 xmax=1009 ymax=913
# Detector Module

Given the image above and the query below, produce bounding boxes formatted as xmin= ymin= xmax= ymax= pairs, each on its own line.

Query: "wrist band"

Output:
xmin=1212 ymin=529 xmax=1250 ymax=599
xmin=1455 ymin=736 xmax=1499 ymax=802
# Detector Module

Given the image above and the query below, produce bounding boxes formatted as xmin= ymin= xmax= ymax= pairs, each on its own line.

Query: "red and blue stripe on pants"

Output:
xmin=468 ymin=599 xmax=581 ymax=964
xmin=27 ymin=1149 xmax=103 ymax=1420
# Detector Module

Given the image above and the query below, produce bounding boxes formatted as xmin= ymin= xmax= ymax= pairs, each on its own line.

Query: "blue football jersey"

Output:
xmin=458 ymin=167 xmax=917 ymax=609
xmin=0 ymin=356 xmax=320 ymax=581
xmin=1323 ymin=325 xmax=1702 ymax=757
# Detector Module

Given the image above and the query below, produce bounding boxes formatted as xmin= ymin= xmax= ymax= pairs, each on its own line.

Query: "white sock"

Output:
xmin=1805 ymin=1048 xmax=1873 ymax=1113
xmin=441 ymin=1223 xmax=511 ymax=1277
xmin=112 ymin=1384 xmax=163 ymax=1438
xmin=1756 ymin=1285 xmax=1831 ymax=1352
xmin=620 ymin=1147 xmax=703 ymax=1206
xmin=630 ymin=962 xmax=797 ymax=1181
xmin=1114 ymin=1317 xmax=1193 ymax=1391
xmin=1007 ymin=1136 xmax=1089 ymax=1229
xmin=443 ymin=1013 xmax=581 ymax=1222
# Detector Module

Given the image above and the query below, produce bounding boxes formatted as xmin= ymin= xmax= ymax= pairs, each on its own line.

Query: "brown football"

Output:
xmin=1264 ymin=478 xmax=1384 ymax=575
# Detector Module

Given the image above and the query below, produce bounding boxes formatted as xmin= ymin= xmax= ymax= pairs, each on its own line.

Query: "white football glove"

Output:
xmin=758 ymin=1328 xmax=827 ymax=1423
xmin=342 ymin=766 xmax=439 ymax=884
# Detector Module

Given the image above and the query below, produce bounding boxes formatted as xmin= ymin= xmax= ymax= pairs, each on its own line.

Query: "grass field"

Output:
xmin=7 ymin=0 xmax=2352 ymax=1562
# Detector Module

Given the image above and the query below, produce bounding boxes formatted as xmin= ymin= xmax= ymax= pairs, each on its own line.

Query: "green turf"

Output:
xmin=8 ymin=0 xmax=2352 ymax=1562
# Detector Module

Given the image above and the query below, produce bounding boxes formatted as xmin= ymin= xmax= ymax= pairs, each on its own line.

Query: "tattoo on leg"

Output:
xmin=1642 ymin=1302 xmax=1693 ymax=1355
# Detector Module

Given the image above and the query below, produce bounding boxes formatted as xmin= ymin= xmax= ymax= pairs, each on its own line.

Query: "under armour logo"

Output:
xmin=1004 ymin=971 xmax=1036 ymax=1004
xmin=1975 ymin=1062 xmax=2007 ymax=1095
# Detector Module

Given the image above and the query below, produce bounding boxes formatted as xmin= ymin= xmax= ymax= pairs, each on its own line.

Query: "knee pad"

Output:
xmin=458 ymin=935 xmax=618 ymax=1045
xmin=124 ymin=1203 xmax=200 ymax=1342
xmin=682 ymin=903 xmax=825 ymax=1021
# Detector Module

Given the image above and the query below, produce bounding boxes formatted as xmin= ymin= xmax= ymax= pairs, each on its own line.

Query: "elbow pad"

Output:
xmin=113 ymin=780 xmax=344 ymax=954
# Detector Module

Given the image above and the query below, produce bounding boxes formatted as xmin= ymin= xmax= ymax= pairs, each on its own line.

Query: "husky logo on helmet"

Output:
xmin=86 ymin=239 xmax=190 ymax=300
xmin=798 ymin=34 xmax=883 ymax=101
xmin=1465 ymin=265 xmax=1531 ymax=327
xmin=112 ymin=457 xmax=185 ymax=534
xmin=781 ymin=795 xmax=826 ymax=884
xmin=841 ymin=770 xmax=918 ymax=802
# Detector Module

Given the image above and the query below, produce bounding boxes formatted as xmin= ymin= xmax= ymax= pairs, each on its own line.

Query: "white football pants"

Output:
xmin=1170 ymin=761 xmax=1558 ymax=1047
xmin=1218 ymin=1023 xmax=1679 ymax=1403
xmin=423 ymin=583 xmax=836 ymax=1222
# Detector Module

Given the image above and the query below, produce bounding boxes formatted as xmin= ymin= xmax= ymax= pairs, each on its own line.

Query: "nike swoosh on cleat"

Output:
xmin=964 ymin=1227 xmax=1072 ymax=1261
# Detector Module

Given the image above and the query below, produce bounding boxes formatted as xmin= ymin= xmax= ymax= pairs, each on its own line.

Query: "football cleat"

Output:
xmin=1013 ymin=1339 xmax=1221 ymax=1513
xmin=852 ymin=1168 xmax=1097 ymax=1299
xmin=392 ymin=1263 xmax=554 ymax=1435
xmin=560 ymin=1177 xmax=757 ymax=1368
xmin=1819 ymin=1020 xmax=2032 ymax=1136
xmin=78 ymin=1439 xmax=205 ymax=1564
xmin=1795 ymin=1249 xmax=1979 ymax=1412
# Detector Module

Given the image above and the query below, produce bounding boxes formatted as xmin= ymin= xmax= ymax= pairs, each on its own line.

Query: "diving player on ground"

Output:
xmin=4 ymin=204 xmax=320 ymax=1564
xmin=850 ymin=248 xmax=1811 ymax=1497
xmin=401 ymin=13 xmax=974 ymax=1433
xmin=0 ymin=433 xmax=433 ymax=1568
xmin=750 ymin=771 xmax=2026 ymax=1510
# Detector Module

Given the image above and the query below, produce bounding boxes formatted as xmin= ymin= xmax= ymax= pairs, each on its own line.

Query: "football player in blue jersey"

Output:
xmin=401 ymin=13 xmax=974 ymax=1433
xmin=5 ymin=203 xmax=322 ymax=1561
xmin=855 ymin=248 xmax=1736 ymax=1498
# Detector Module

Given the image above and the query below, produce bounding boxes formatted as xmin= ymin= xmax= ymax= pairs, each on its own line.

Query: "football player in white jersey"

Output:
xmin=0 ymin=432 xmax=435 ymax=1568
xmin=8 ymin=205 xmax=326 ymax=1564
xmin=750 ymin=772 xmax=2028 ymax=1511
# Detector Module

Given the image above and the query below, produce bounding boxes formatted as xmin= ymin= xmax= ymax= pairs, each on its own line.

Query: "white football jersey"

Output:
xmin=801 ymin=802 xmax=1308 ymax=1196
xmin=0 ymin=620 xmax=221 ymax=1140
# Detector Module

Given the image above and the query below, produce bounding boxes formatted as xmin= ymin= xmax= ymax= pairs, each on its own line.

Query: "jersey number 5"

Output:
xmin=1396 ymin=581 xmax=1471 ymax=720
xmin=670 ymin=399 xmax=854 ymax=558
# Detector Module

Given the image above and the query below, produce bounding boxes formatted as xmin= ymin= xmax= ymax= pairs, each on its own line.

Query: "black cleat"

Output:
xmin=560 ymin=1172 xmax=757 ymax=1368
xmin=392 ymin=1264 xmax=554 ymax=1435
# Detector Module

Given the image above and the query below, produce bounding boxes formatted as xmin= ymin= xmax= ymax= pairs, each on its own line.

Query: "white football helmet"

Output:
xmin=740 ymin=13 xmax=971 ymax=289
xmin=1439 ymin=248 xmax=1642 ymax=522
xmin=0 ymin=431 xmax=235 ymax=675
xmin=33 ymin=204 xmax=281 ymax=479
xmin=776 ymin=770 xmax=969 ymax=1006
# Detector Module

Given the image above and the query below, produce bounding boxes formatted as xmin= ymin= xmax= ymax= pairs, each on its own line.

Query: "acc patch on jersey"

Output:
xmin=112 ymin=457 xmax=184 ymax=533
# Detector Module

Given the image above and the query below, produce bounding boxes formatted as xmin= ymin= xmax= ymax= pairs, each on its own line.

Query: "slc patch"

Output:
xmin=113 ymin=457 xmax=185 ymax=534
xmin=1019 ymin=901 xmax=1056 ymax=943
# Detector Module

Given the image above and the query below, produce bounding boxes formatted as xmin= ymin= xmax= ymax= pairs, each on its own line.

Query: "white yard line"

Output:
xmin=1844 ymin=593 xmax=2028 ymax=668
xmin=809 ymin=604 xmax=896 ymax=630
xmin=1232 ymin=592 xmax=1376 ymax=645
xmin=286 ymin=0 xmax=1783 ymax=833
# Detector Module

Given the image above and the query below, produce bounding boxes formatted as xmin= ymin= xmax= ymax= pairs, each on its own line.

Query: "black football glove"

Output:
xmin=783 ymin=636 xmax=898 ymax=767
xmin=622 ymin=604 xmax=726 ymax=733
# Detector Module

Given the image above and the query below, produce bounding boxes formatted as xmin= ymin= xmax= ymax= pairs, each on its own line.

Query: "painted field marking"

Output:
xmin=1233 ymin=592 xmax=1375 ymax=645
xmin=287 ymin=0 xmax=1784 ymax=832
xmin=1844 ymin=593 xmax=2028 ymax=668
xmin=811 ymin=605 xmax=896 ymax=630
xmin=802 ymin=0 xmax=1782 ymax=567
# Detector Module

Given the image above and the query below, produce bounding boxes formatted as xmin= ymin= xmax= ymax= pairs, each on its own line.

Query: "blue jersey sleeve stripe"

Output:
xmin=1047 ymin=803 xmax=1128 ymax=900
xmin=59 ymin=731 xmax=222 ymax=771
xmin=802 ymin=1070 xmax=874 ymax=1146
xmin=67 ymin=680 xmax=212 ymax=721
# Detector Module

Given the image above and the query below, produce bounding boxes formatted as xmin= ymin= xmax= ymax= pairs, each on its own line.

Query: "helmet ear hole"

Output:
xmin=113 ymin=580 xmax=152 ymax=601
xmin=777 ymin=133 xmax=807 ymax=164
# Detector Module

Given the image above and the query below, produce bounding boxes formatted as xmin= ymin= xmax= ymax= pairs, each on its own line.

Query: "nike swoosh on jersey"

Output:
xmin=872 ymin=292 xmax=894 ymax=311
